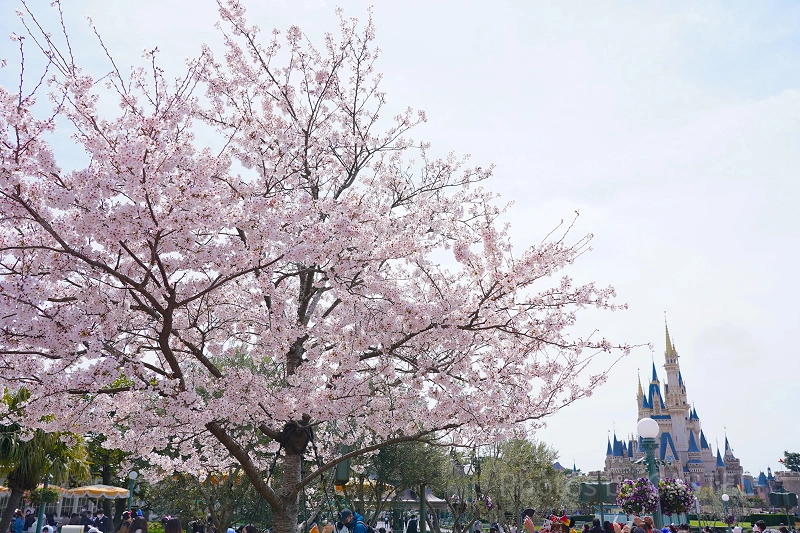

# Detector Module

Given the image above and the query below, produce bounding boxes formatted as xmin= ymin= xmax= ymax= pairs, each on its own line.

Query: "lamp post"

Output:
xmin=637 ymin=418 xmax=663 ymax=529
xmin=721 ymin=494 xmax=730 ymax=533
xmin=127 ymin=471 xmax=138 ymax=511
xmin=35 ymin=475 xmax=50 ymax=533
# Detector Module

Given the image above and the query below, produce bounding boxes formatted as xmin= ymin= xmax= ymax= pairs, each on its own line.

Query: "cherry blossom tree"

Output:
xmin=0 ymin=2 xmax=627 ymax=532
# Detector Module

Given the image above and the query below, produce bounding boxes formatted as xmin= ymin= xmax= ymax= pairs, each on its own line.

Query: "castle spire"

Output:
xmin=664 ymin=314 xmax=678 ymax=362
xmin=665 ymin=315 xmax=673 ymax=355
xmin=687 ymin=430 xmax=701 ymax=453
xmin=699 ymin=429 xmax=710 ymax=449
xmin=637 ymin=369 xmax=644 ymax=398
xmin=651 ymin=361 xmax=659 ymax=383
xmin=716 ymin=447 xmax=726 ymax=468
xmin=725 ymin=432 xmax=736 ymax=459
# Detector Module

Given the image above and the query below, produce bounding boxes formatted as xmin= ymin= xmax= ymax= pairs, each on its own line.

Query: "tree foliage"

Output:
xmin=562 ymin=475 xmax=593 ymax=515
xmin=85 ymin=433 xmax=133 ymax=527
xmin=492 ymin=439 xmax=561 ymax=527
xmin=468 ymin=440 xmax=562 ymax=529
xmin=147 ymin=469 xmax=272 ymax=531
xmin=0 ymin=2 xmax=626 ymax=533
xmin=0 ymin=389 xmax=89 ymax=533
xmin=782 ymin=451 xmax=800 ymax=472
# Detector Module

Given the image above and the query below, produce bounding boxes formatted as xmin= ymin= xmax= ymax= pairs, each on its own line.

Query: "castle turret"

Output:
xmin=715 ymin=448 xmax=727 ymax=489
xmin=648 ymin=363 xmax=666 ymax=417
xmin=724 ymin=435 xmax=743 ymax=487
xmin=662 ymin=321 xmax=689 ymax=453
xmin=699 ymin=430 xmax=710 ymax=450
xmin=637 ymin=371 xmax=649 ymax=419
xmin=688 ymin=405 xmax=701 ymax=434
xmin=662 ymin=320 xmax=687 ymax=407
xmin=686 ymin=431 xmax=704 ymax=485
xmin=613 ymin=434 xmax=624 ymax=457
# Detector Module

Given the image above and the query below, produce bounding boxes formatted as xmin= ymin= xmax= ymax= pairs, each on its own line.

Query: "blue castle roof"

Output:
xmin=648 ymin=383 xmax=666 ymax=410
xmin=628 ymin=440 xmax=634 ymax=458
xmin=716 ymin=448 xmax=726 ymax=468
xmin=651 ymin=362 xmax=659 ymax=382
xmin=689 ymin=407 xmax=699 ymax=421
xmin=613 ymin=435 xmax=624 ymax=457
xmin=743 ymin=478 xmax=754 ymax=494
xmin=725 ymin=436 xmax=735 ymax=459
xmin=687 ymin=431 xmax=700 ymax=453
xmin=606 ymin=439 xmax=612 ymax=455
xmin=757 ymin=471 xmax=768 ymax=486
xmin=660 ymin=432 xmax=679 ymax=461
xmin=699 ymin=430 xmax=710 ymax=449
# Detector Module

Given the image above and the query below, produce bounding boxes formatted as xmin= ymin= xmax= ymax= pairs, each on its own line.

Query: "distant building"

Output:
xmin=602 ymin=322 xmax=744 ymax=490
xmin=742 ymin=467 xmax=800 ymax=501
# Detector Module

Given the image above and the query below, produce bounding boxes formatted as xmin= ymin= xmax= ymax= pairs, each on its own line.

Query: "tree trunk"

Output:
xmin=113 ymin=500 xmax=126 ymax=533
xmin=210 ymin=506 xmax=232 ymax=533
xmin=424 ymin=506 xmax=440 ymax=533
xmin=0 ymin=487 xmax=25 ymax=533
xmin=101 ymin=462 xmax=114 ymax=531
xmin=272 ymin=453 xmax=302 ymax=533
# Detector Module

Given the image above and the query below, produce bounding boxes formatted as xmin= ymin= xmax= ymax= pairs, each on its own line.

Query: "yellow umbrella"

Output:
xmin=64 ymin=485 xmax=130 ymax=499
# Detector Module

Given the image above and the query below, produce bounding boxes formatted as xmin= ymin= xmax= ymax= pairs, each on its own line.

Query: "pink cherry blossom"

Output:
xmin=0 ymin=2 xmax=628 ymax=533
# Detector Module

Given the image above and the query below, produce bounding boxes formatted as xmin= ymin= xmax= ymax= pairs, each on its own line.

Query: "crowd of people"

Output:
xmin=8 ymin=507 xmax=797 ymax=533
xmin=10 ymin=507 xmax=125 ymax=533
xmin=8 ymin=508 xmax=158 ymax=533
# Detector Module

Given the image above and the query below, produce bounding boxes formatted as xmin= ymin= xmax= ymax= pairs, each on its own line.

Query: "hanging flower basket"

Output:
xmin=616 ymin=478 xmax=659 ymax=516
xmin=26 ymin=487 xmax=61 ymax=505
xmin=657 ymin=478 xmax=695 ymax=516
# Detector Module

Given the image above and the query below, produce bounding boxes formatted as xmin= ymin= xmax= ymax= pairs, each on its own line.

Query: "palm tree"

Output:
xmin=0 ymin=388 xmax=90 ymax=533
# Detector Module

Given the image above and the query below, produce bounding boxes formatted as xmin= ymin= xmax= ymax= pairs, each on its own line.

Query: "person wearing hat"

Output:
xmin=117 ymin=512 xmax=133 ymax=533
xmin=13 ymin=510 xmax=25 ymax=533
xmin=338 ymin=509 xmax=367 ymax=533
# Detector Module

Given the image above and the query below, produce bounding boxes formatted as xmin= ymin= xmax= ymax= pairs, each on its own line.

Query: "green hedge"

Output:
xmin=746 ymin=514 xmax=797 ymax=527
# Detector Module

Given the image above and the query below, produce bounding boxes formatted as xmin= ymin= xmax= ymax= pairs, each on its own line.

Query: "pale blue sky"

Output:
xmin=1 ymin=0 xmax=798 ymax=475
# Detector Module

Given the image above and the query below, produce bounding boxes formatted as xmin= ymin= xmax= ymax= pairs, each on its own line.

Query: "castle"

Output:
xmin=603 ymin=322 xmax=744 ymax=490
